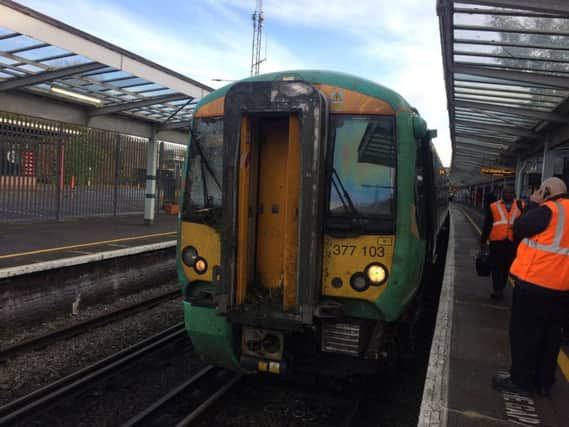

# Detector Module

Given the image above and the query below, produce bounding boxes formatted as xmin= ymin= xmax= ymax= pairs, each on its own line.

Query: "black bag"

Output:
xmin=476 ymin=249 xmax=491 ymax=277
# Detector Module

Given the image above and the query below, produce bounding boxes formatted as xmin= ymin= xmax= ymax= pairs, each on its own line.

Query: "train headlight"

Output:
xmin=350 ymin=273 xmax=369 ymax=292
xmin=194 ymin=257 xmax=208 ymax=274
xmin=366 ymin=263 xmax=388 ymax=286
xmin=182 ymin=246 xmax=198 ymax=267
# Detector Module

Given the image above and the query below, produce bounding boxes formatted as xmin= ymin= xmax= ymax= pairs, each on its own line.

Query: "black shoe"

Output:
xmin=492 ymin=373 xmax=533 ymax=395
xmin=490 ymin=291 xmax=504 ymax=301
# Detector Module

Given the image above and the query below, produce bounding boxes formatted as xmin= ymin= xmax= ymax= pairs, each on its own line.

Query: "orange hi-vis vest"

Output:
xmin=489 ymin=200 xmax=523 ymax=242
xmin=510 ymin=198 xmax=569 ymax=291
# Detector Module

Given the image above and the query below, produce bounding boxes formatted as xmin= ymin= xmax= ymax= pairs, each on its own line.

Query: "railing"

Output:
xmin=0 ymin=112 xmax=187 ymax=222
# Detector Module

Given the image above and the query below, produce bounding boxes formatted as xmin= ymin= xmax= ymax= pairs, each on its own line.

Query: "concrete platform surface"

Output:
xmin=420 ymin=204 xmax=569 ymax=427
xmin=0 ymin=214 xmax=178 ymax=270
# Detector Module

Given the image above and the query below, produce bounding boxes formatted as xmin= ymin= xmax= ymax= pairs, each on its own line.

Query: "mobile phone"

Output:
xmin=543 ymin=187 xmax=551 ymax=199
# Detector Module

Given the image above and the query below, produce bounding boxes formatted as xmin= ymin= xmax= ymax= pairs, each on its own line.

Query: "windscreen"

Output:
xmin=181 ymin=117 xmax=223 ymax=229
xmin=328 ymin=115 xmax=396 ymax=222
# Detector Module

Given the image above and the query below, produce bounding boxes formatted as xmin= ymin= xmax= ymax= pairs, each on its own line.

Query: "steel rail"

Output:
xmin=0 ymin=323 xmax=186 ymax=426
xmin=0 ymin=289 xmax=181 ymax=362
xmin=120 ymin=366 xmax=215 ymax=427
xmin=340 ymin=394 xmax=364 ymax=427
xmin=121 ymin=366 xmax=242 ymax=427
xmin=176 ymin=374 xmax=243 ymax=427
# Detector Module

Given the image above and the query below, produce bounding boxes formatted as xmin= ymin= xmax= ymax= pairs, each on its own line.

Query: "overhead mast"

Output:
xmin=250 ymin=0 xmax=265 ymax=76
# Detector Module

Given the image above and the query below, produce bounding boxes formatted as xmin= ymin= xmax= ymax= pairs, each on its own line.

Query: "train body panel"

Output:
xmin=177 ymin=70 xmax=448 ymax=376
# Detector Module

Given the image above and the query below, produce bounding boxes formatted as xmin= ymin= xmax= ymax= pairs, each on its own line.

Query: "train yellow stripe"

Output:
xmin=0 ymin=232 xmax=176 ymax=260
xmin=460 ymin=207 xmax=569 ymax=383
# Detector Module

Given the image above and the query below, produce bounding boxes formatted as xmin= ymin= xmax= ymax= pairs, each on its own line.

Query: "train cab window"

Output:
xmin=328 ymin=115 xmax=396 ymax=231
xmin=182 ymin=118 xmax=224 ymax=228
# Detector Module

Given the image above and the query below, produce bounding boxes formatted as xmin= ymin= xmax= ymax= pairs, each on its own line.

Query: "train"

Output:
xmin=177 ymin=70 xmax=448 ymax=376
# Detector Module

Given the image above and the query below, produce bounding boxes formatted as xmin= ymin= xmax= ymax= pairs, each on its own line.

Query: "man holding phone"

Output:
xmin=493 ymin=177 xmax=569 ymax=396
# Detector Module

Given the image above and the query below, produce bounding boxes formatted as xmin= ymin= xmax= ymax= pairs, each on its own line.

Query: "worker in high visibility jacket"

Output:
xmin=480 ymin=186 xmax=524 ymax=301
xmin=492 ymin=177 xmax=569 ymax=396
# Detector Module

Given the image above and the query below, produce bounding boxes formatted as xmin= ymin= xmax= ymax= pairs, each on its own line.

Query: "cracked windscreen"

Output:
xmin=182 ymin=117 xmax=223 ymax=228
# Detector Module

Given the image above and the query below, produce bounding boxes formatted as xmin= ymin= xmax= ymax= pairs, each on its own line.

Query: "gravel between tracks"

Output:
xmin=0 ymin=281 xmax=180 ymax=349
xmin=0 ymin=282 xmax=184 ymax=406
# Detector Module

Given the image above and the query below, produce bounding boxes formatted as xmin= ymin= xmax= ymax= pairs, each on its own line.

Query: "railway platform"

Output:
xmin=0 ymin=214 xmax=178 ymax=275
xmin=420 ymin=204 xmax=569 ymax=427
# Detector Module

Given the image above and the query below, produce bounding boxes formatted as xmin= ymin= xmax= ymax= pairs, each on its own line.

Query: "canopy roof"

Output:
xmin=0 ymin=0 xmax=212 ymax=131
xmin=438 ymin=0 xmax=569 ymax=184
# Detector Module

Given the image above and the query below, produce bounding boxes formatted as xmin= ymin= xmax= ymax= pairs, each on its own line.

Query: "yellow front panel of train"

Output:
xmin=180 ymin=222 xmax=221 ymax=282
xmin=321 ymin=235 xmax=395 ymax=301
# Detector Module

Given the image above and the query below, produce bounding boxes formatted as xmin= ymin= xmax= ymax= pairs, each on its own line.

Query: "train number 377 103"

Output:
xmin=330 ymin=244 xmax=385 ymax=257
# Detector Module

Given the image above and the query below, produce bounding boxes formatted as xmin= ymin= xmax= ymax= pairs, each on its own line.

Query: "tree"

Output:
xmin=486 ymin=15 xmax=569 ymax=104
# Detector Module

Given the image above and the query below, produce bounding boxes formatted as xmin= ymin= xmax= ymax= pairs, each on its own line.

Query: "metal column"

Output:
xmin=514 ymin=155 xmax=522 ymax=199
xmin=144 ymin=129 xmax=158 ymax=225
xmin=541 ymin=137 xmax=555 ymax=181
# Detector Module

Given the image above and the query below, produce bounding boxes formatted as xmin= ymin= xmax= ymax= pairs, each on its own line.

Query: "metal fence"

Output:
xmin=0 ymin=112 xmax=187 ymax=222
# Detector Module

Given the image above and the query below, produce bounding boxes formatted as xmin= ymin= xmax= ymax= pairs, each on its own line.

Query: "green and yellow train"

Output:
xmin=177 ymin=70 xmax=448 ymax=376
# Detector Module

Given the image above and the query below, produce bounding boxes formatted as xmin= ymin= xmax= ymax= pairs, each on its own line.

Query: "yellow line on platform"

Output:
xmin=559 ymin=349 xmax=569 ymax=381
xmin=0 ymin=232 xmax=177 ymax=260
xmin=460 ymin=208 xmax=482 ymax=235
xmin=459 ymin=207 xmax=569 ymax=383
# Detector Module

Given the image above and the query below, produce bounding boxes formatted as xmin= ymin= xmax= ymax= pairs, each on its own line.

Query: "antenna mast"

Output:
xmin=250 ymin=0 xmax=265 ymax=76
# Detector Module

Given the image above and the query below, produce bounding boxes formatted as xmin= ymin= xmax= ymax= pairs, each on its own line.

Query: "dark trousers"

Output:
xmin=510 ymin=280 xmax=569 ymax=389
xmin=489 ymin=240 xmax=516 ymax=293
xmin=563 ymin=306 xmax=569 ymax=342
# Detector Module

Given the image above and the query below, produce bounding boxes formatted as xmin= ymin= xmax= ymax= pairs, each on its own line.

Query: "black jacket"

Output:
xmin=513 ymin=193 xmax=569 ymax=241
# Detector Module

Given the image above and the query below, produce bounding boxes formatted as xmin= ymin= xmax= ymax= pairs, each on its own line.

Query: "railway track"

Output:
xmin=341 ymin=394 xmax=364 ymax=427
xmin=0 ymin=289 xmax=180 ymax=362
xmin=0 ymin=323 xmax=186 ymax=426
xmin=121 ymin=366 xmax=243 ymax=427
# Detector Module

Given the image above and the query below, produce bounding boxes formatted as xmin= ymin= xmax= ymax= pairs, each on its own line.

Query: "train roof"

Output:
xmin=195 ymin=70 xmax=413 ymax=114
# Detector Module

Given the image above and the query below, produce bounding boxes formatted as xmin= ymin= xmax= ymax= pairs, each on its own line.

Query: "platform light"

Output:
xmin=50 ymin=86 xmax=103 ymax=105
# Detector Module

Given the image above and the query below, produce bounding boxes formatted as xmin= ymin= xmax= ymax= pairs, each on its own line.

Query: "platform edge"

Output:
xmin=0 ymin=240 xmax=176 ymax=279
xmin=417 ymin=211 xmax=455 ymax=427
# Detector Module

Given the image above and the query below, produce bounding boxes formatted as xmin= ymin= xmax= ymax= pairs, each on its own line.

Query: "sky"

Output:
xmin=16 ymin=0 xmax=452 ymax=165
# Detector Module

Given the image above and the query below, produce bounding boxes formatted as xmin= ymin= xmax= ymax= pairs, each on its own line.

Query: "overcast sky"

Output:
xmin=16 ymin=0 xmax=452 ymax=165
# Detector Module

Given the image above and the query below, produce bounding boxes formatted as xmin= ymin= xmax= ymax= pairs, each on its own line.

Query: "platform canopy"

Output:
xmin=0 ymin=0 xmax=212 ymax=137
xmin=437 ymin=0 xmax=569 ymax=185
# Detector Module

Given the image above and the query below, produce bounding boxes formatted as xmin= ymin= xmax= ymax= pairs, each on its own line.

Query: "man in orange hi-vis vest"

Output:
xmin=492 ymin=177 xmax=569 ymax=396
xmin=480 ymin=186 xmax=524 ymax=301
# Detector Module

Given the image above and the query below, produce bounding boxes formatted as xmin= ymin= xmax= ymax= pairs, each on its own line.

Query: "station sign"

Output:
xmin=480 ymin=167 xmax=515 ymax=177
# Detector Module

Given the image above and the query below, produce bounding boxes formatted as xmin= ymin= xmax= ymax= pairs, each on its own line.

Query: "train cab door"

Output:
xmin=234 ymin=114 xmax=301 ymax=312
xmin=220 ymin=80 xmax=327 ymax=323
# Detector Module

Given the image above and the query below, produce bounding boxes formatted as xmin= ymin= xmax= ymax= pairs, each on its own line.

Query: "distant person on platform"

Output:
xmin=484 ymin=191 xmax=497 ymax=209
xmin=493 ymin=177 xmax=569 ymax=396
xmin=480 ymin=186 xmax=524 ymax=300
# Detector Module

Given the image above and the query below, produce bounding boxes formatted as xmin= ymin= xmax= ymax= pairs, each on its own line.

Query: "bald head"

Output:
xmin=541 ymin=177 xmax=567 ymax=199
